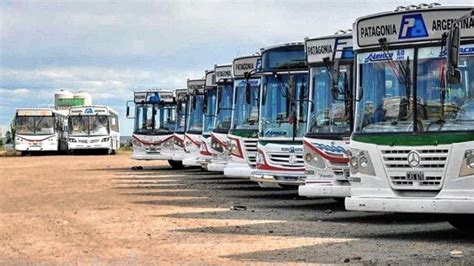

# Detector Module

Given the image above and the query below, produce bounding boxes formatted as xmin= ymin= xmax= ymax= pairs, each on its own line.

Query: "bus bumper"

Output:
xmin=15 ymin=143 xmax=58 ymax=151
xmin=250 ymin=171 xmax=306 ymax=186
xmin=345 ymin=196 xmax=474 ymax=214
xmin=299 ymin=182 xmax=351 ymax=198
xmin=183 ymin=156 xmax=200 ymax=167
xmin=207 ymin=159 xmax=228 ymax=172
xmin=224 ymin=162 xmax=254 ymax=178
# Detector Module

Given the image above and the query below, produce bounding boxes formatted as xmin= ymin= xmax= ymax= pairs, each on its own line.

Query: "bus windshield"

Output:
xmin=355 ymin=49 xmax=414 ymax=133
xmin=233 ymin=78 xmax=260 ymax=130
xmin=70 ymin=115 xmax=109 ymax=136
xmin=203 ymin=89 xmax=217 ymax=133
xmin=175 ymin=98 xmax=187 ymax=133
xmin=308 ymin=64 xmax=352 ymax=134
xmin=16 ymin=116 xmax=55 ymax=135
xmin=187 ymin=94 xmax=204 ymax=132
xmin=215 ymin=83 xmax=233 ymax=131
xmin=134 ymin=104 xmax=175 ymax=134
xmin=416 ymin=45 xmax=474 ymax=132
xmin=260 ymin=73 xmax=308 ymax=138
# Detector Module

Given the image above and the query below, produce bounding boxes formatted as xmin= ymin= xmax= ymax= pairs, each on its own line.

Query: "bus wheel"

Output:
xmin=168 ymin=160 xmax=184 ymax=169
xmin=448 ymin=215 xmax=474 ymax=232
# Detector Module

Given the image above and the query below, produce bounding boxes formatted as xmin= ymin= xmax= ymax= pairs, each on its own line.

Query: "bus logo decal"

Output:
xmin=399 ymin=14 xmax=428 ymax=40
xmin=407 ymin=151 xmax=421 ymax=168
xmin=85 ymin=108 xmax=94 ymax=114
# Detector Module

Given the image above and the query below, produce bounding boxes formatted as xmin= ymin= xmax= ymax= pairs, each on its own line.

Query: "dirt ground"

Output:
xmin=1 ymin=152 xmax=474 ymax=265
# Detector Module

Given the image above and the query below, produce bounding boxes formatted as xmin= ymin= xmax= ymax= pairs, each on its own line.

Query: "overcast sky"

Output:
xmin=0 ymin=0 xmax=469 ymax=136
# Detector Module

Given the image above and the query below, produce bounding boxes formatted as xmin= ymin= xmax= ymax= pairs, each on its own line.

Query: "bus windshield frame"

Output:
xmin=354 ymin=43 xmax=474 ymax=134
xmin=15 ymin=115 xmax=55 ymax=135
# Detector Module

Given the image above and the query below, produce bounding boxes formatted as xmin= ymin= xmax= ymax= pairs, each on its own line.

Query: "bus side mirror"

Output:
xmin=446 ymin=26 xmax=461 ymax=84
xmin=126 ymin=100 xmax=134 ymax=119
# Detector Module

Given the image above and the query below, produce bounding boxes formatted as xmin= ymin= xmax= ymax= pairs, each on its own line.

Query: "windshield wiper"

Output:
xmin=378 ymin=38 xmax=411 ymax=91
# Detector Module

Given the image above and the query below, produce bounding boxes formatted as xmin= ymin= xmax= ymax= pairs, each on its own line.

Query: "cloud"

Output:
xmin=0 ymin=0 xmax=469 ymax=135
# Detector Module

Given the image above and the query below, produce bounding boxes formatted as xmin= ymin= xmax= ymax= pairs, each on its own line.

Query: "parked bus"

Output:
xmin=224 ymin=55 xmax=262 ymax=178
xmin=344 ymin=5 xmax=474 ymax=230
xmin=183 ymin=79 xmax=206 ymax=167
xmin=250 ymin=42 xmax=309 ymax=187
xmin=126 ymin=90 xmax=179 ymax=167
xmin=207 ymin=64 xmax=234 ymax=172
xmin=299 ymin=32 xmax=355 ymax=200
xmin=67 ymin=105 xmax=120 ymax=154
xmin=196 ymin=70 xmax=217 ymax=169
xmin=14 ymin=108 xmax=67 ymax=155
xmin=172 ymin=89 xmax=189 ymax=163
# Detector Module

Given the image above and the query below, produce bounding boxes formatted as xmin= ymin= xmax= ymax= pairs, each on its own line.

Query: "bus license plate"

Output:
xmin=406 ymin=171 xmax=424 ymax=181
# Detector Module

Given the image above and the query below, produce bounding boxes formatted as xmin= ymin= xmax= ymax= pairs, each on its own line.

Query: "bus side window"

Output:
xmin=110 ymin=114 xmax=119 ymax=132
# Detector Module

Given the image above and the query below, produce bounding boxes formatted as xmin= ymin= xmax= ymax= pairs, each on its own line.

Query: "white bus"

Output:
xmin=196 ymin=70 xmax=218 ymax=169
xmin=299 ymin=32 xmax=355 ymax=200
xmin=224 ymin=54 xmax=262 ymax=178
xmin=126 ymin=90 xmax=179 ymax=167
xmin=345 ymin=5 xmax=474 ymax=230
xmin=14 ymin=108 xmax=67 ymax=155
xmin=67 ymin=105 xmax=120 ymax=154
xmin=250 ymin=42 xmax=309 ymax=188
xmin=172 ymin=89 xmax=189 ymax=163
xmin=207 ymin=64 xmax=234 ymax=172
xmin=183 ymin=79 xmax=206 ymax=167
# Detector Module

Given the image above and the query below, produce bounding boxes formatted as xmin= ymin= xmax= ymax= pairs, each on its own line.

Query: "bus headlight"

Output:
xmin=101 ymin=137 xmax=110 ymax=142
xmin=350 ymin=149 xmax=375 ymax=176
xmin=467 ymin=154 xmax=474 ymax=169
xmin=460 ymin=150 xmax=474 ymax=177
xmin=304 ymin=153 xmax=312 ymax=162
xmin=359 ymin=156 xmax=369 ymax=168
xmin=68 ymin=138 xmax=77 ymax=143
xmin=350 ymin=157 xmax=359 ymax=168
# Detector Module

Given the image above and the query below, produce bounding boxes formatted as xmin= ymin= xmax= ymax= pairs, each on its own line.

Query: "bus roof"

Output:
xmin=354 ymin=5 xmax=474 ymax=49
xmin=187 ymin=79 xmax=205 ymax=94
xmin=68 ymin=105 xmax=118 ymax=116
xmin=214 ymin=64 xmax=232 ymax=83
xmin=232 ymin=54 xmax=261 ymax=78
xmin=305 ymin=32 xmax=353 ymax=65
xmin=16 ymin=108 xmax=56 ymax=116
xmin=205 ymin=70 xmax=216 ymax=88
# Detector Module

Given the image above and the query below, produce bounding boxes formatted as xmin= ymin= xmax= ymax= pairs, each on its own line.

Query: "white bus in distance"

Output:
xmin=299 ymin=32 xmax=354 ymax=200
xmin=345 ymin=5 xmax=474 ymax=231
xmin=14 ymin=108 xmax=67 ymax=155
xmin=67 ymin=105 xmax=120 ymax=154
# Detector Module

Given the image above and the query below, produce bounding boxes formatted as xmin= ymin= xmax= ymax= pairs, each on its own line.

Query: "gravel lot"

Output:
xmin=1 ymin=152 xmax=473 ymax=264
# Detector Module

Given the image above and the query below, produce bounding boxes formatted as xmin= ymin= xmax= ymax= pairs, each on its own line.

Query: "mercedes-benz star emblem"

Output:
xmin=407 ymin=151 xmax=421 ymax=168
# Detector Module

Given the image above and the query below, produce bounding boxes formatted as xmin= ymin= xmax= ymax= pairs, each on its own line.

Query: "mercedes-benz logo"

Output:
xmin=289 ymin=154 xmax=297 ymax=165
xmin=407 ymin=151 xmax=421 ymax=168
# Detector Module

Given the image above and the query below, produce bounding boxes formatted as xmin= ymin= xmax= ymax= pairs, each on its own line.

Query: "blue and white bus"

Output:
xmin=250 ymin=42 xmax=309 ymax=188
xmin=68 ymin=105 xmax=120 ymax=154
xmin=345 ymin=5 xmax=474 ymax=231
xmin=224 ymin=55 xmax=262 ymax=178
xmin=299 ymin=32 xmax=355 ymax=200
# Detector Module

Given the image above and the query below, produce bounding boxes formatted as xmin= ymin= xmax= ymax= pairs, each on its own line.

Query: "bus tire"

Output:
xmin=168 ymin=160 xmax=184 ymax=169
xmin=448 ymin=215 xmax=474 ymax=232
